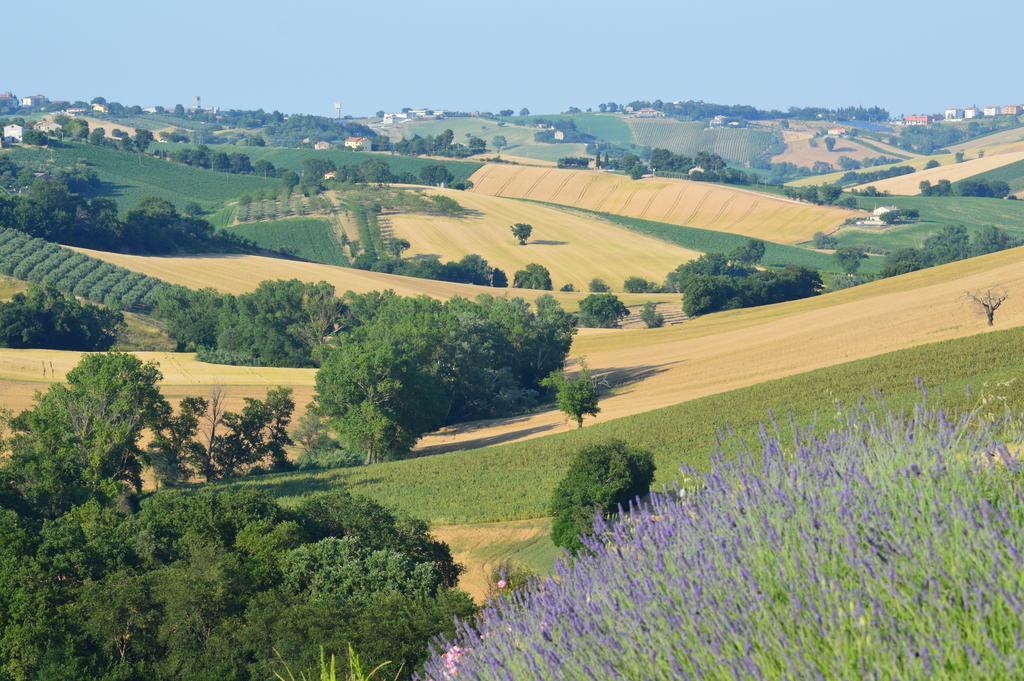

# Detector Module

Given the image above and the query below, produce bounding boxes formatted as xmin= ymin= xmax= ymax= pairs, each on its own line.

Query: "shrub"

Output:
xmin=577 ymin=293 xmax=628 ymax=328
xmin=548 ymin=440 xmax=655 ymax=552
xmin=639 ymin=302 xmax=664 ymax=328
xmin=587 ymin=278 xmax=610 ymax=293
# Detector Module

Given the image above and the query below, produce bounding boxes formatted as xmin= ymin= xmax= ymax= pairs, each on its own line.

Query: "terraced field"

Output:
xmin=625 ymin=118 xmax=778 ymax=164
xmin=469 ymin=164 xmax=856 ymax=243
xmin=851 ymin=151 xmax=1024 ymax=195
xmin=390 ymin=189 xmax=700 ymax=290
xmin=69 ymin=248 xmax=680 ymax=310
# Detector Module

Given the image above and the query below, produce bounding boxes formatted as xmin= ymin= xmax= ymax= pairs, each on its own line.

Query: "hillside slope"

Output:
xmin=851 ymin=151 xmax=1024 ymax=195
xmin=390 ymin=189 xmax=700 ymax=290
xmin=468 ymin=164 xmax=855 ymax=243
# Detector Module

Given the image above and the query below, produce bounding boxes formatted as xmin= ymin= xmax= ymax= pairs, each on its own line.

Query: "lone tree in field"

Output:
xmin=492 ymin=135 xmax=507 ymax=155
xmin=549 ymin=439 xmax=655 ymax=552
xmin=511 ymin=223 xmax=533 ymax=245
xmin=542 ymin=361 xmax=600 ymax=429
xmin=824 ymin=136 xmax=837 ymax=152
xmin=834 ymin=246 xmax=867 ymax=274
xmin=965 ymin=288 xmax=1008 ymax=326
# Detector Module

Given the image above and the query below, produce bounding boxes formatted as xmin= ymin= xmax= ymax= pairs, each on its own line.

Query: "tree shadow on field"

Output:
xmin=414 ymin=421 xmax=561 ymax=456
xmin=528 ymin=240 xmax=568 ymax=246
xmin=589 ymin=361 xmax=679 ymax=396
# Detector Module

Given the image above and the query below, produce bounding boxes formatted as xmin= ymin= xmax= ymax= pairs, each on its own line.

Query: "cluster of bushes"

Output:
xmin=838 ymin=164 xmax=915 ymax=186
xmin=881 ymin=225 xmax=1020 ymax=277
xmin=835 ymin=154 xmax=902 ymax=171
xmin=920 ymin=178 xmax=1012 ymax=198
xmin=360 ymin=252 xmax=508 ymax=288
xmin=891 ymin=117 xmax=1020 ymax=153
xmin=155 ymin=144 xmax=268 ymax=175
xmin=783 ymin=183 xmax=857 ymax=207
xmin=0 ymin=285 xmax=123 ymax=350
xmin=0 ymin=229 xmax=167 ymax=310
xmin=557 ymin=157 xmax=590 ymax=168
xmin=0 ymin=352 xmax=470 ymax=680
xmin=0 ymin=177 xmax=244 ymax=254
xmin=0 ymin=156 xmax=101 ymax=194
xmin=665 ymin=240 xmax=822 ymax=316
xmin=395 ymin=129 xmax=485 ymax=158
xmin=648 ymin=149 xmax=755 ymax=185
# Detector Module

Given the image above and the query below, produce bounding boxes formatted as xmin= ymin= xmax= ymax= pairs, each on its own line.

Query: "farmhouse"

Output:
xmin=944 ymin=108 xmax=964 ymax=121
xmin=382 ymin=112 xmax=408 ymax=125
xmin=344 ymin=136 xmax=371 ymax=150
xmin=553 ymin=129 xmax=566 ymax=141
xmin=964 ymin=107 xmax=978 ymax=119
xmin=313 ymin=141 xmax=333 ymax=150
xmin=983 ymin=106 xmax=999 ymax=117
xmin=827 ymin=126 xmax=847 ymax=136
xmin=855 ymin=205 xmax=899 ymax=227
xmin=1002 ymin=104 xmax=1022 ymax=116
xmin=3 ymin=124 xmax=23 ymax=143
xmin=903 ymin=115 xmax=930 ymax=126
xmin=632 ymin=108 xmax=665 ymax=118
xmin=91 ymin=102 xmax=109 ymax=113
xmin=33 ymin=120 xmax=62 ymax=134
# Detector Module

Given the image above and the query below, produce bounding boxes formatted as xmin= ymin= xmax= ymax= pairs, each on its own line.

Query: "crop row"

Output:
xmin=0 ymin=228 xmax=168 ymax=310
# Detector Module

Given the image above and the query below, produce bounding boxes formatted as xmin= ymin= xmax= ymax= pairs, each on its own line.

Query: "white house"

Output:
xmin=632 ymin=107 xmax=665 ymax=118
xmin=964 ymin=107 xmax=978 ymax=119
xmin=827 ymin=126 xmax=848 ymax=136
xmin=983 ymin=106 xmax=999 ymax=117
xmin=344 ymin=136 xmax=371 ymax=150
xmin=313 ymin=141 xmax=333 ymax=150
xmin=3 ymin=124 xmax=24 ymax=143
xmin=382 ymin=112 xmax=408 ymax=125
xmin=944 ymin=108 xmax=963 ymax=121
xmin=91 ymin=102 xmax=109 ymax=113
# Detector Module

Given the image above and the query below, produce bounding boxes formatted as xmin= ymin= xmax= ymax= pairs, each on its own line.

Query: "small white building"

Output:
xmin=944 ymin=108 xmax=963 ymax=121
xmin=313 ymin=141 xmax=333 ymax=150
xmin=344 ymin=136 xmax=371 ymax=151
xmin=382 ymin=112 xmax=408 ymax=125
xmin=983 ymin=106 xmax=999 ymax=117
xmin=409 ymin=109 xmax=429 ymax=118
xmin=964 ymin=107 xmax=978 ymax=119
xmin=3 ymin=124 xmax=24 ymax=142
xmin=632 ymin=107 xmax=665 ymax=118
xmin=827 ymin=126 xmax=848 ymax=136
xmin=873 ymin=205 xmax=898 ymax=217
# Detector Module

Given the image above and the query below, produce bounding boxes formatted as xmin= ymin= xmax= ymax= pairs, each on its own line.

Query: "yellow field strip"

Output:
xmin=851 ymin=151 xmax=1024 ymax=195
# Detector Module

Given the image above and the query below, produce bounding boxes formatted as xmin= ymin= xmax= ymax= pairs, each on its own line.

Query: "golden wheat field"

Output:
xmin=390 ymin=189 xmax=700 ymax=290
xmin=0 ymin=349 xmax=317 ymax=416
xmin=416 ymin=246 xmax=1024 ymax=452
xmin=468 ymin=164 xmax=855 ymax=243
xmin=70 ymin=248 xmax=680 ymax=310
xmin=771 ymin=135 xmax=895 ymax=168
xmin=850 ymin=151 xmax=1024 ymax=195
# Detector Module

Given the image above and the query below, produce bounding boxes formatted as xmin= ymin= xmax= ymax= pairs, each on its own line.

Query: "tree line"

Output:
xmin=880 ymin=225 xmax=1021 ymax=277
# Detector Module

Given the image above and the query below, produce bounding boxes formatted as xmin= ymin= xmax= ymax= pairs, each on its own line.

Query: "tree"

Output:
xmin=588 ymin=278 xmax=610 ymax=292
xmin=549 ymin=440 xmax=655 ymax=552
xmin=389 ymin=238 xmax=411 ymax=260
xmin=88 ymin=127 xmax=106 ymax=145
xmin=510 ymin=223 xmax=533 ymax=245
xmin=965 ymin=288 xmax=1008 ymax=326
xmin=147 ymin=396 xmax=207 ymax=487
xmin=519 ymin=108 xmax=530 ymax=117
xmin=577 ymin=293 xmax=628 ymax=328
xmin=623 ymin=276 xmax=655 ymax=293
xmin=420 ymin=164 xmax=454 ymax=187
xmin=824 ymin=136 xmax=836 ymax=151
xmin=490 ymin=267 xmax=508 ymax=288
xmin=542 ymin=361 xmax=601 ymax=429
xmin=214 ymin=387 xmax=295 ymax=476
xmin=640 ymin=302 xmax=664 ymax=328
xmin=134 ymin=128 xmax=154 ymax=153
xmin=491 ymin=135 xmax=507 ymax=155
xmin=834 ymin=246 xmax=867 ymax=274
xmin=512 ymin=263 xmax=552 ymax=290
xmin=0 ymin=285 xmax=123 ymax=350
xmin=728 ymin=238 xmax=766 ymax=266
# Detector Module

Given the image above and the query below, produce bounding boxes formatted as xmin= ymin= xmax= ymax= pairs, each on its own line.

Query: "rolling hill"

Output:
xmin=468 ymin=164 xmax=857 ymax=243
xmin=851 ymin=151 xmax=1024 ymax=195
xmin=626 ymin=118 xmax=779 ymax=164
xmin=389 ymin=189 xmax=700 ymax=290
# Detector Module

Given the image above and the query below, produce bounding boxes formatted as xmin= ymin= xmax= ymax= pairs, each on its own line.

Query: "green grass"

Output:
xmin=501 ymin=143 xmax=590 ymax=162
xmin=501 ymin=114 xmax=635 ymax=146
xmin=229 ymin=217 xmax=347 ymax=265
xmin=626 ymin=119 xmax=778 ymax=164
xmin=217 ymin=325 xmax=1024 ymax=524
xmin=952 ymin=158 xmax=1024 ymax=193
xmin=3 ymin=141 xmax=278 ymax=211
xmin=533 ymin=203 xmax=879 ymax=274
xmin=167 ymin=144 xmax=482 ymax=183
xmin=834 ymin=194 xmax=1024 ymax=250
xmin=399 ymin=117 xmax=537 ymax=148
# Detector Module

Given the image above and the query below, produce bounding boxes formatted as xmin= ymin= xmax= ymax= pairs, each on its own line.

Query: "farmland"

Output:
xmin=469 ymin=164 xmax=856 ymax=243
xmin=771 ymin=134 xmax=902 ymax=168
xmin=68 ymin=247 xmax=680 ymax=309
xmin=850 ymin=151 xmax=1024 ymax=194
xmin=229 ymin=217 xmax=347 ymax=265
xmin=222 ymin=320 xmax=1024 ymax=525
xmin=507 ymin=113 xmax=635 ymax=145
xmin=2 ymin=141 xmax=277 ymax=210
xmin=389 ymin=189 xmax=700 ymax=290
xmin=625 ymin=118 xmax=779 ymax=164
xmin=953 ymin=157 xmax=1024 ymax=195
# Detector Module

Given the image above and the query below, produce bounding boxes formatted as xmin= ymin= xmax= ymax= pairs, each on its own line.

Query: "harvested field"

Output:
xmin=390 ymin=189 xmax=700 ymax=290
xmin=771 ymin=136 xmax=895 ymax=168
xmin=469 ymin=164 xmax=856 ymax=243
xmin=852 ymin=151 xmax=1024 ymax=195
xmin=69 ymin=248 xmax=679 ymax=310
xmin=415 ymin=247 xmax=1024 ymax=452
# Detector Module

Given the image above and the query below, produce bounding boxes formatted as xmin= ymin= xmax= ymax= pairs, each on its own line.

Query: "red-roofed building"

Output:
xmin=903 ymin=115 xmax=931 ymax=126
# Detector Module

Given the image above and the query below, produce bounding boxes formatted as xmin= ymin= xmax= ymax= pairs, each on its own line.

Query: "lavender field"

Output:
xmin=423 ymin=395 xmax=1024 ymax=680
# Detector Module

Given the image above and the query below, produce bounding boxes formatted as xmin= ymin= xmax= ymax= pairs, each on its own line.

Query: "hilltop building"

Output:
xmin=903 ymin=115 xmax=931 ymax=126
xmin=632 ymin=108 xmax=665 ymax=118
xmin=20 ymin=94 xmax=47 ymax=109
xmin=91 ymin=102 xmax=109 ymax=113
xmin=964 ymin=107 xmax=978 ymax=119
xmin=3 ymin=124 xmax=24 ymax=143
xmin=983 ymin=106 xmax=999 ymax=117
xmin=1002 ymin=104 xmax=1022 ymax=116
xmin=344 ymin=136 xmax=371 ymax=150
xmin=944 ymin=108 xmax=964 ymax=121
xmin=0 ymin=92 xmax=17 ymax=112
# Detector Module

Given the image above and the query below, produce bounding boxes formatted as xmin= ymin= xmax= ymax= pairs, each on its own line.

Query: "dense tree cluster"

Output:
xmin=0 ymin=285 xmax=123 ymax=350
xmin=920 ymin=178 xmax=1012 ymax=199
xmin=0 ymin=353 xmax=470 ymax=679
xmin=782 ymin=183 xmax=855 ymax=206
xmin=315 ymin=292 xmax=576 ymax=462
xmin=880 ymin=225 xmax=1020 ymax=277
xmin=648 ymin=149 xmax=754 ymax=184
xmin=395 ymin=129 xmax=485 ymax=158
xmin=838 ymin=165 xmax=915 ymax=187
xmin=891 ymin=118 xmax=1020 ymax=154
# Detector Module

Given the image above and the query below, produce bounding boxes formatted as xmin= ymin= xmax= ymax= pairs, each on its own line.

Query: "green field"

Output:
xmin=534 ymin=203 xmax=879 ymax=273
xmin=626 ymin=118 xmax=779 ymax=164
xmin=398 ymin=117 xmax=537 ymax=148
xmin=2 ymin=141 xmax=278 ymax=210
xmin=502 ymin=113 xmax=635 ymax=146
xmin=177 ymin=145 xmax=483 ymax=183
xmin=834 ymin=194 xmax=1024 ymax=250
xmin=952 ymin=158 xmax=1024 ymax=193
xmin=229 ymin=217 xmax=347 ymax=266
xmin=500 ymin=142 xmax=590 ymax=162
xmin=216 ymin=325 xmax=1024 ymax=523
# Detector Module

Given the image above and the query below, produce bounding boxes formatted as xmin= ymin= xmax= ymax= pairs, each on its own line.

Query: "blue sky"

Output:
xmin=7 ymin=0 xmax=1023 ymax=117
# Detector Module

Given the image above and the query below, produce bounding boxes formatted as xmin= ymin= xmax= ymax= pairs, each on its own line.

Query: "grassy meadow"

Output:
xmin=2 ymin=141 xmax=278 ymax=210
xmin=625 ymin=118 xmax=779 ymax=164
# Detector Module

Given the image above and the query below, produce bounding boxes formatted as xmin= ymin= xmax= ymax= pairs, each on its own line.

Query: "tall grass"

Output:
xmin=421 ymin=396 xmax=1024 ymax=679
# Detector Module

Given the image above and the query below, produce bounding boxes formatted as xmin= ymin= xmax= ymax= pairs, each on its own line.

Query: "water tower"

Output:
xmin=334 ymin=102 xmax=342 ymax=119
